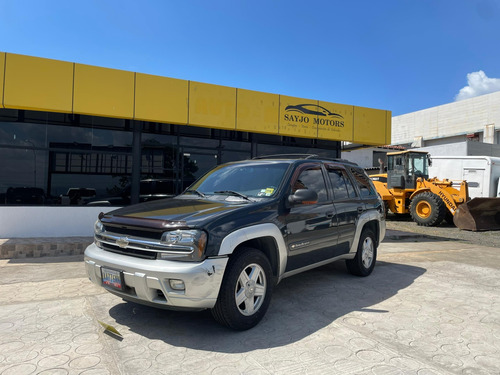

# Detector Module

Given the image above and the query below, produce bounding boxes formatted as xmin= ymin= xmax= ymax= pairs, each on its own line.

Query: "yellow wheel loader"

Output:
xmin=370 ymin=150 xmax=500 ymax=230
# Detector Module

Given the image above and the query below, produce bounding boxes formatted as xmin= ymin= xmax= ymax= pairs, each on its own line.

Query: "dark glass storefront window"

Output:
xmin=0 ymin=109 xmax=340 ymax=206
xmin=0 ymin=110 xmax=133 ymax=205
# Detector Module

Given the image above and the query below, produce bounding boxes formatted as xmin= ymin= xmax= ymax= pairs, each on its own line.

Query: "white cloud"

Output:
xmin=455 ymin=70 xmax=500 ymax=101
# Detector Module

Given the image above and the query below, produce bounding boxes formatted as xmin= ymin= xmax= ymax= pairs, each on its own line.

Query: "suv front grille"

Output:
xmin=102 ymin=225 xmax=163 ymax=240
xmin=95 ymin=227 xmax=194 ymax=260
xmin=100 ymin=242 xmax=157 ymax=259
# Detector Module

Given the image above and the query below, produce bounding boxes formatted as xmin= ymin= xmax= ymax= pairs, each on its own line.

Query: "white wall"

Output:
xmin=416 ymin=141 xmax=500 ymax=157
xmin=0 ymin=207 xmax=120 ymax=238
xmin=416 ymin=142 xmax=469 ymax=156
xmin=341 ymin=148 xmax=373 ymax=168
xmin=341 ymin=147 xmax=391 ymax=168
xmin=392 ymin=91 xmax=500 ymax=145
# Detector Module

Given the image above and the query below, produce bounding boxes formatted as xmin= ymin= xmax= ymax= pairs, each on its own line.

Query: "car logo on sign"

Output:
xmin=285 ymin=104 xmax=343 ymax=118
xmin=116 ymin=237 xmax=129 ymax=248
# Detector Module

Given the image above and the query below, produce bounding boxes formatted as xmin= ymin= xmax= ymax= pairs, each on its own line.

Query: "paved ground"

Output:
xmin=385 ymin=216 xmax=500 ymax=249
xmin=0 ymin=231 xmax=499 ymax=374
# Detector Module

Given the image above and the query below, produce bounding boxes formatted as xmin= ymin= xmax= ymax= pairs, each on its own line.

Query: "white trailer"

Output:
xmin=428 ymin=156 xmax=500 ymax=199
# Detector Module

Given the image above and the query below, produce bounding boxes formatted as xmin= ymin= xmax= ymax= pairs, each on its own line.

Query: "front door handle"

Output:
xmin=326 ymin=211 xmax=334 ymax=219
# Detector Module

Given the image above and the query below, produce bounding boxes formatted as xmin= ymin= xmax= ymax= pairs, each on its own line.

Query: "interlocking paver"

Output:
xmin=0 ymin=236 xmax=499 ymax=374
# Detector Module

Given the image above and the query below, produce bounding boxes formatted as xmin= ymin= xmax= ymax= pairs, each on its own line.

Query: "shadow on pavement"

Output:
xmin=106 ymin=260 xmax=425 ymax=353
xmin=384 ymin=230 xmax=454 ymax=243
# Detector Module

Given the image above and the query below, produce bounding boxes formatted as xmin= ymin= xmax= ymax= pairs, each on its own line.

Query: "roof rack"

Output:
xmin=252 ymin=154 xmax=319 ymax=160
xmin=252 ymin=154 xmax=358 ymax=165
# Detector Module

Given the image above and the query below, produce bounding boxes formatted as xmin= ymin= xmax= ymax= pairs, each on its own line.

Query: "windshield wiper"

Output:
xmin=185 ymin=189 xmax=207 ymax=198
xmin=214 ymin=190 xmax=252 ymax=201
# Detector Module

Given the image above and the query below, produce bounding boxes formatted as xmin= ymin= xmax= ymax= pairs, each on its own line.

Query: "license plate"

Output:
xmin=101 ymin=267 xmax=124 ymax=291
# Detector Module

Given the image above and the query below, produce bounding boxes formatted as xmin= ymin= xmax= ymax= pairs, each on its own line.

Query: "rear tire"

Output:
xmin=346 ymin=229 xmax=377 ymax=277
xmin=211 ymin=248 xmax=273 ymax=330
xmin=410 ymin=192 xmax=446 ymax=227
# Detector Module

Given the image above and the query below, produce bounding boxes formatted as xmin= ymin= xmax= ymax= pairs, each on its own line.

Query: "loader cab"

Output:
xmin=387 ymin=151 xmax=430 ymax=190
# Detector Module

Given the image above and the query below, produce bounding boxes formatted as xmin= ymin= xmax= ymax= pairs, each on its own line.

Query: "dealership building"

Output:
xmin=0 ymin=52 xmax=391 ymax=238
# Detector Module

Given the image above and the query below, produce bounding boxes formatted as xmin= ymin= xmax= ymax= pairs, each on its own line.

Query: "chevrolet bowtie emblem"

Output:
xmin=116 ymin=237 xmax=129 ymax=248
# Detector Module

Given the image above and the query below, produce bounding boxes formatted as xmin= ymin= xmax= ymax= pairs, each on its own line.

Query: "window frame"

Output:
xmin=289 ymin=162 xmax=331 ymax=203
xmin=347 ymin=166 xmax=377 ymax=198
xmin=324 ymin=163 xmax=359 ymax=201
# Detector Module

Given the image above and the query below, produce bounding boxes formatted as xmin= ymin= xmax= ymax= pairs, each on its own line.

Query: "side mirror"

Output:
xmin=288 ymin=189 xmax=318 ymax=206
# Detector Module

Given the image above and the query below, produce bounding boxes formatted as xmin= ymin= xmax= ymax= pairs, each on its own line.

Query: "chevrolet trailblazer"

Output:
xmin=84 ymin=155 xmax=385 ymax=330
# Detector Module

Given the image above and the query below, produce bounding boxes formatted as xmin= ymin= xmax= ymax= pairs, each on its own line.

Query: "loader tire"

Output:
xmin=410 ymin=192 xmax=446 ymax=227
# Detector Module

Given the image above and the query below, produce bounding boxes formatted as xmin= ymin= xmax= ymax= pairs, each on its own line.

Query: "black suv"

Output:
xmin=84 ymin=155 xmax=385 ymax=330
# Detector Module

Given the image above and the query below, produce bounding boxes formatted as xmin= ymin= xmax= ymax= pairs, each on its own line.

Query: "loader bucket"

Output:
xmin=453 ymin=198 xmax=500 ymax=231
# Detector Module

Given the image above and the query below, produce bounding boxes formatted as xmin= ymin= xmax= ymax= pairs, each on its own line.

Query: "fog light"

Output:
xmin=169 ymin=279 xmax=185 ymax=291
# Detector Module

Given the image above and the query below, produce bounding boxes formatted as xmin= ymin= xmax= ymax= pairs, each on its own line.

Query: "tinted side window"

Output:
xmin=350 ymin=167 xmax=377 ymax=198
xmin=293 ymin=167 xmax=328 ymax=203
xmin=327 ymin=167 xmax=357 ymax=200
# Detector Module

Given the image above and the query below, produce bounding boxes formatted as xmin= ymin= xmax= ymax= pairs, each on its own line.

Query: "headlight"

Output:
xmin=94 ymin=220 xmax=104 ymax=248
xmin=94 ymin=220 xmax=104 ymax=235
xmin=157 ymin=230 xmax=208 ymax=261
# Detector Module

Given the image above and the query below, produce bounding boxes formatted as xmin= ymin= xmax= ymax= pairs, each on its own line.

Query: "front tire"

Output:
xmin=410 ymin=192 xmax=446 ymax=226
xmin=346 ymin=229 xmax=377 ymax=277
xmin=211 ymin=248 xmax=273 ymax=330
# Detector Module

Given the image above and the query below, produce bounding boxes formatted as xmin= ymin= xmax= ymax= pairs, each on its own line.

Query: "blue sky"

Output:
xmin=1 ymin=0 xmax=500 ymax=116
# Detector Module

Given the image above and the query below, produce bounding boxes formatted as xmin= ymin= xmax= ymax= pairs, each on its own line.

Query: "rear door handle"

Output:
xmin=357 ymin=207 xmax=364 ymax=214
xmin=326 ymin=211 xmax=334 ymax=219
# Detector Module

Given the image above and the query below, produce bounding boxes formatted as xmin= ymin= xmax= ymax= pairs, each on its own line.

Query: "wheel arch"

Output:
xmin=218 ymin=223 xmax=287 ymax=283
xmin=349 ymin=210 xmax=385 ymax=254
xmin=362 ymin=220 xmax=380 ymax=247
xmin=231 ymin=237 xmax=280 ymax=284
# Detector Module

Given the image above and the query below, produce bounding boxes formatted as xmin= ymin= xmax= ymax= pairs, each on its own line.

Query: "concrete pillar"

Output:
xmin=484 ymin=124 xmax=495 ymax=144
xmin=411 ymin=136 xmax=423 ymax=148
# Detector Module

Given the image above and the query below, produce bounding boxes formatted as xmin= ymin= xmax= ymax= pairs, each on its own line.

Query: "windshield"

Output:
xmin=186 ymin=162 xmax=290 ymax=198
xmin=409 ymin=153 xmax=429 ymax=178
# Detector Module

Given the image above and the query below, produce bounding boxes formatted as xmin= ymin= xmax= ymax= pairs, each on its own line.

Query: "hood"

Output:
xmin=103 ymin=196 xmax=261 ymax=227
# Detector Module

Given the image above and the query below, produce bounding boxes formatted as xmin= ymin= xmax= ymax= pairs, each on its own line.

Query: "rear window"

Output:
xmin=349 ymin=168 xmax=377 ymax=198
xmin=327 ymin=167 xmax=357 ymax=200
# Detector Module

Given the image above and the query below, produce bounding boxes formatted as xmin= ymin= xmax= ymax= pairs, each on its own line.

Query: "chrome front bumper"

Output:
xmin=84 ymin=243 xmax=228 ymax=310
